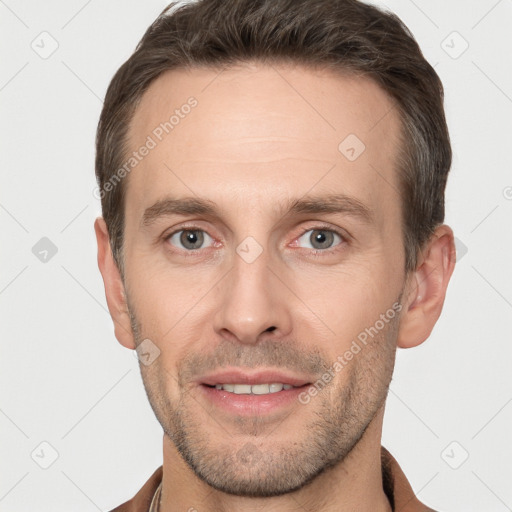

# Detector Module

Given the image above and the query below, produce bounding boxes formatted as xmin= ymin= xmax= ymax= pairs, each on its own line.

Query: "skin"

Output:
xmin=95 ymin=62 xmax=456 ymax=512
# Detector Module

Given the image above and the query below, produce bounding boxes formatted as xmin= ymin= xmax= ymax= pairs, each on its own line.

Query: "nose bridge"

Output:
xmin=213 ymin=241 xmax=292 ymax=344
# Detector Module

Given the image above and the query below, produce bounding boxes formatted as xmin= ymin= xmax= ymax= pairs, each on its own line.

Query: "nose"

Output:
xmin=212 ymin=248 xmax=293 ymax=345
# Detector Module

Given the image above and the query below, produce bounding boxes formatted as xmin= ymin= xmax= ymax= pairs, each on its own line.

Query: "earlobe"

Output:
xmin=94 ymin=217 xmax=136 ymax=350
xmin=397 ymin=225 xmax=456 ymax=349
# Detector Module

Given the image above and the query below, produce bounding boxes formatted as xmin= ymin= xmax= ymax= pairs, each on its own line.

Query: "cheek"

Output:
xmin=127 ymin=262 xmax=218 ymax=356
xmin=127 ymin=239 xmax=209 ymax=301
xmin=296 ymin=254 xmax=400 ymax=308
xmin=290 ymin=258 xmax=401 ymax=342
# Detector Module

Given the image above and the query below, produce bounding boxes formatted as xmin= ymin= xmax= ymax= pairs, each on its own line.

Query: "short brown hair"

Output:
xmin=95 ymin=0 xmax=451 ymax=274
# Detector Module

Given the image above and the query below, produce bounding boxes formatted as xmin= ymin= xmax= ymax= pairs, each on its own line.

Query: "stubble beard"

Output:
xmin=128 ymin=303 xmax=399 ymax=498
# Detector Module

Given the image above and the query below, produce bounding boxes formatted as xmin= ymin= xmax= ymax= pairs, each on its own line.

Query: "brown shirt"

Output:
xmin=109 ymin=446 xmax=438 ymax=512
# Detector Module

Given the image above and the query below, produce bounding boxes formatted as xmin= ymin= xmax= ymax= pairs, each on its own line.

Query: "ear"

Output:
xmin=397 ymin=224 xmax=456 ymax=348
xmin=94 ymin=217 xmax=136 ymax=350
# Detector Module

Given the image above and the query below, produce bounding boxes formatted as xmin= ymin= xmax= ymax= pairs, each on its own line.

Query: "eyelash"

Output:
xmin=163 ymin=223 xmax=347 ymax=257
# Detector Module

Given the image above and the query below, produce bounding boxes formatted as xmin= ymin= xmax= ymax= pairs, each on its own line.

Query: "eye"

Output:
xmin=167 ymin=229 xmax=214 ymax=250
xmin=296 ymin=228 xmax=343 ymax=251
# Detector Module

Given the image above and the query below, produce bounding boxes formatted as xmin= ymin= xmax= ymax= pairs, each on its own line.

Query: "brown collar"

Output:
xmin=109 ymin=446 xmax=437 ymax=512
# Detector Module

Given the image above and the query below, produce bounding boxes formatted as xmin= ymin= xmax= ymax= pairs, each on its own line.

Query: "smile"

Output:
xmin=210 ymin=383 xmax=295 ymax=394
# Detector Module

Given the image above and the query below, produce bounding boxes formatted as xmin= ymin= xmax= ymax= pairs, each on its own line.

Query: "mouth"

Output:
xmin=206 ymin=382 xmax=298 ymax=394
xmin=197 ymin=368 xmax=313 ymax=416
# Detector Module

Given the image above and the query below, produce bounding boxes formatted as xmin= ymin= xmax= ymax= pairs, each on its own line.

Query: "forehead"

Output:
xmin=125 ymin=63 xmax=403 ymax=224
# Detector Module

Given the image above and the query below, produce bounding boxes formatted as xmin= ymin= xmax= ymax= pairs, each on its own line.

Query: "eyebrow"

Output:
xmin=141 ymin=193 xmax=373 ymax=228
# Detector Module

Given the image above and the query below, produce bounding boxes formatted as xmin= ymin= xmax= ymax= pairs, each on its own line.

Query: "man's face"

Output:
xmin=122 ymin=63 xmax=407 ymax=496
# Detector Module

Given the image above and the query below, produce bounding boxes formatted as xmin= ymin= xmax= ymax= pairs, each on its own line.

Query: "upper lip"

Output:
xmin=198 ymin=368 xmax=312 ymax=387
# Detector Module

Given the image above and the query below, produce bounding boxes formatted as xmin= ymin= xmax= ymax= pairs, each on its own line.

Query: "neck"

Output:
xmin=159 ymin=407 xmax=392 ymax=512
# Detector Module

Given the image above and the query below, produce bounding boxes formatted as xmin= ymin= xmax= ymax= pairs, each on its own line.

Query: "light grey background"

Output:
xmin=1 ymin=0 xmax=511 ymax=510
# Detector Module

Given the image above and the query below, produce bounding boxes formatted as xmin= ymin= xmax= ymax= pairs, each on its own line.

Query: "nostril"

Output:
xmin=264 ymin=326 xmax=276 ymax=332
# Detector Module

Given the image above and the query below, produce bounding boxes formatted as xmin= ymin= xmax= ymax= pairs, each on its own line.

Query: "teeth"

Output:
xmin=232 ymin=384 xmax=252 ymax=394
xmin=214 ymin=383 xmax=295 ymax=394
xmin=252 ymin=383 xmax=270 ymax=394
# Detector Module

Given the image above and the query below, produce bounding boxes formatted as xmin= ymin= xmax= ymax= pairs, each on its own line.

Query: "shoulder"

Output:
xmin=109 ymin=466 xmax=163 ymax=512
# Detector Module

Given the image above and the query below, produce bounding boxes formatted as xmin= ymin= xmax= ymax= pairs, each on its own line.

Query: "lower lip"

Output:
xmin=199 ymin=384 xmax=310 ymax=416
